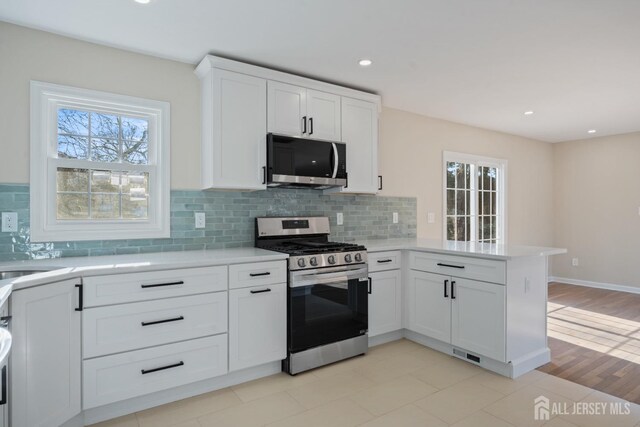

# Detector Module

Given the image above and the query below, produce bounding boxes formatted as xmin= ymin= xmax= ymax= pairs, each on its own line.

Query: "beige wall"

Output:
xmin=552 ymin=132 xmax=640 ymax=287
xmin=379 ymin=107 xmax=555 ymax=246
xmin=0 ymin=21 xmax=201 ymax=189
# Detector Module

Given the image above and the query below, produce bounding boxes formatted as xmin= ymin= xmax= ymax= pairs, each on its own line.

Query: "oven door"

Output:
xmin=288 ymin=264 xmax=368 ymax=353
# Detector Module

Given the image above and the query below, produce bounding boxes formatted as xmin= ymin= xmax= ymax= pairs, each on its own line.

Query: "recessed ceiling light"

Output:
xmin=134 ymin=0 xmax=150 ymax=4
xmin=524 ymin=111 xmax=534 ymax=116
xmin=358 ymin=59 xmax=372 ymax=67
xmin=588 ymin=129 xmax=597 ymax=134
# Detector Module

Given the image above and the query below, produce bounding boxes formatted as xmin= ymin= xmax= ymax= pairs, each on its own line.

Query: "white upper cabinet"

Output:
xmin=268 ymin=83 xmax=341 ymax=141
xmin=327 ymin=97 xmax=379 ymax=194
xmin=200 ymin=68 xmax=267 ymax=190
xmin=267 ymin=81 xmax=307 ymax=137
xmin=306 ymin=89 xmax=341 ymax=141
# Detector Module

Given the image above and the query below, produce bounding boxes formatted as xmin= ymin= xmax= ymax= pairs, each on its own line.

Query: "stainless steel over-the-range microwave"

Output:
xmin=266 ymin=133 xmax=347 ymax=189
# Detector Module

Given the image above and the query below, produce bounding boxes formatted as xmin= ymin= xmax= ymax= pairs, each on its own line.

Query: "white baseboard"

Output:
xmin=548 ymin=276 xmax=640 ymax=295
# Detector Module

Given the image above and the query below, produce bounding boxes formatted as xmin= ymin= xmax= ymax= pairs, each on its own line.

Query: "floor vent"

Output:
xmin=452 ymin=348 xmax=482 ymax=364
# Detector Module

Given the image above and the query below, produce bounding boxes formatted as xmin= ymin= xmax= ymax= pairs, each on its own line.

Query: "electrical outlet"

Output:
xmin=336 ymin=212 xmax=344 ymax=225
xmin=195 ymin=212 xmax=206 ymax=229
xmin=572 ymin=257 xmax=579 ymax=267
xmin=427 ymin=212 xmax=435 ymax=224
xmin=1 ymin=212 xmax=17 ymax=232
xmin=393 ymin=212 xmax=399 ymax=224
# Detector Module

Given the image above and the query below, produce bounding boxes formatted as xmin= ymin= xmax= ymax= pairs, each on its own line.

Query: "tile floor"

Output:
xmin=91 ymin=339 xmax=640 ymax=427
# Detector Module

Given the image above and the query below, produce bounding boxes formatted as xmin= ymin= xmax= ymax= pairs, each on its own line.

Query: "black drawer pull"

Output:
xmin=377 ymin=259 xmax=393 ymax=264
xmin=141 ymin=361 xmax=184 ymax=375
xmin=141 ymin=281 xmax=184 ymax=289
xmin=368 ymin=277 xmax=372 ymax=294
xmin=75 ymin=284 xmax=83 ymax=312
xmin=249 ymin=272 xmax=271 ymax=277
xmin=250 ymin=288 xmax=272 ymax=294
xmin=436 ymin=263 xmax=465 ymax=269
xmin=451 ymin=281 xmax=457 ymax=299
xmin=141 ymin=316 xmax=185 ymax=327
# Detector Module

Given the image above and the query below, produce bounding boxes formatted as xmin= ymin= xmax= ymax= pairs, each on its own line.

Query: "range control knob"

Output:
xmin=354 ymin=253 xmax=362 ymax=262
xmin=297 ymin=258 xmax=306 ymax=268
xmin=309 ymin=257 xmax=318 ymax=266
xmin=327 ymin=255 xmax=336 ymax=265
xmin=344 ymin=254 xmax=353 ymax=263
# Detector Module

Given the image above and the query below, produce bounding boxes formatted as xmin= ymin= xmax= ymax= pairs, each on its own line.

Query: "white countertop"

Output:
xmin=352 ymin=238 xmax=566 ymax=260
xmin=0 ymin=248 xmax=288 ymax=292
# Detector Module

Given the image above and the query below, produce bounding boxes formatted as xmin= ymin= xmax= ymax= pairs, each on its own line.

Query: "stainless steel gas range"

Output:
xmin=255 ymin=216 xmax=369 ymax=375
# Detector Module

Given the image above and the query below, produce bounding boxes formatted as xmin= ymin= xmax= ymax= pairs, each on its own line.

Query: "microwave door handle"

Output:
xmin=331 ymin=143 xmax=339 ymax=179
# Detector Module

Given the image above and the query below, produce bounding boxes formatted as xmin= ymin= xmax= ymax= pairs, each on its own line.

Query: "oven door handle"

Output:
xmin=290 ymin=266 xmax=368 ymax=288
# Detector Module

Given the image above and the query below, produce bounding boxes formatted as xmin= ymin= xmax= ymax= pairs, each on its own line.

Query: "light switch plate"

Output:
xmin=195 ymin=212 xmax=206 ymax=229
xmin=1 ymin=212 xmax=17 ymax=232
xmin=336 ymin=212 xmax=344 ymax=225
xmin=427 ymin=212 xmax=435 ymax=224
xmin=393 ymin=212 xmax=399 ymax=224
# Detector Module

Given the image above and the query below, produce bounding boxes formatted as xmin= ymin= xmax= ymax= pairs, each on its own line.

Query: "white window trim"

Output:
xmin=442 ymin=151 xmax=508 ymax=244
xmin=30 ymin=81 xmax=170 ymax=242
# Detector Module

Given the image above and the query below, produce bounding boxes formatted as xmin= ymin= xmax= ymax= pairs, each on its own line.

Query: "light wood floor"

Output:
xmin=539 ymin=282 xmax=640 ymax=404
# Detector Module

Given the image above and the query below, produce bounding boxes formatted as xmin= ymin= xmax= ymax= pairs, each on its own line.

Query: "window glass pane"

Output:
xmin=91 ymin=138 xmax=120 ymax=162
xmin=489 ymin=167 xmax=497 ymax=191
xmin=446 ymin=162 xmax=456 ymax=188
xmin=91 ymin=194 xmax=120 ymax=219
xmin=483 ymin=216 xmax=491 ymax=240
xmin=91 ymin=112 xmax=119 ymax=138
xmin=122 ymin=194 xmax=148 ymax=219
xmin=58 ymin=135 xmax=88 ymax=159
xmin=447 ymin=190 xmax=456 ymax=215
xmin=57 ymin=168 xmax=88 ymax=192
xmin=446 ymin=217 xmax=455 ymax=240
xmin=121 ymin=116 xmax=148 ymax=142
xmin=121 ymin=172 xmax=149 ymax=195
xmin=91 ymin=170 xmax=120 ymax=193
xmin=483 ymin=191 xmax=491 ymax=215
xmin=58 ymin=109 xmax=89 ymax=135
xmin=456 ymin=191 xmax=466 ymax=215
xmin=123 ymin=140 xmax=148 ymax=164
xmin=456 ymin=163 xmax=466 ymax=189
xmin=482 ymin=166 xmax=491 ymax=190
xmin=478 ymin=191 xmax=484 ymax=215
xmin=491 ymin=216 xmax=497 ymax=239
xmin=57 ymin=193 xmax=89 ymax=219
xmin=491 ymin=192 xmax=496 ymax=215
xmin=456 ymin=217 xmax=466 ymax=241
xmin=465 ymin=164 xmax=471 ymax=189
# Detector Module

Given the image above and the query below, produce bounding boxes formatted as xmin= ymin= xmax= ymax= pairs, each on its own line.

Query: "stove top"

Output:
xmin=263 ymin=241 xmax=366 ymax=256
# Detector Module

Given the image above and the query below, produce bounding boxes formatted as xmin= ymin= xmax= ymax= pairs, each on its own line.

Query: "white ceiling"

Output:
xmin=2 ymin=0 xmax=639 ymax=142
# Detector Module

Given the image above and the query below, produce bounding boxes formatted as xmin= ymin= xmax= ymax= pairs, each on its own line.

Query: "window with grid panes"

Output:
xmin=444 ymin=152 xmax=506 ymax=243
xmin=30 ymin=81 xmax=170 ymax=242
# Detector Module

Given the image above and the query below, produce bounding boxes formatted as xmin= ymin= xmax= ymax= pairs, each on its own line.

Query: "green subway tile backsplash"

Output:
xmin=0 ymin=184 xmax=416 ymax=261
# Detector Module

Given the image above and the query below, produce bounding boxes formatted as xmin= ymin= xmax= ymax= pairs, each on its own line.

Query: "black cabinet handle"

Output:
xmin=378 ymin=175 xmax=383 ymax=190
xmin=141 ymin=316 xmax=185 ymax=327
xmin=262 ymin=166 xmax=267 ymax=184
xmin=436 ymin=263 xmax=465 ymax=269
xmin=75 ymin=284 xmax=83 ymax=312
xmin=444 ymin=279 xmax=449 ymax=298
xmin=141 ymin=361 xmax=184 ymax=375
xmin=309 ymin=117 xmax=314 ymax=135
xmin=451 ymin=281 xmax=456 ymax=299
xmin=377 ymin=259 xmax=393 ymax=264
xmin=250 ymin=288 xmax=272 ymax=294
xmin=141 ymin=281 xmax=184 ymax=289
xmin=368 ymin=277 xmax=372 ymax=294
xmin=249 ymin=272 xmax=271 ymax=277
xmin=0 ymin=365 xmax=6 ymax=405
xmin=302 ymin=116 xmax=307 ymax=134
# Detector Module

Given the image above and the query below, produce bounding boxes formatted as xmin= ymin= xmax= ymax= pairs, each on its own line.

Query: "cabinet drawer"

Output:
xmin=83 ymin=335 xmax=227 ymax=409
xmin=409 ymin=252 xmax=506 ymax=285
xmin=229 ymin=261 xmax=287 ymax=290
xmin=368 ymin=251 xmax=402 ymax=272
xmin=83 ymin=292 xmax=227 ymax=358
xmin=83 ymin=266 xmax=228 ymax=307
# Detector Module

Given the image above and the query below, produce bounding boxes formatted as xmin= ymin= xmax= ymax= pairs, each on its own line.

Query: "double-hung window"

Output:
xmin=30 ymin=81 xmax=170 ymax=242
xmin=443 ymin=151 xmax=506 ymax=244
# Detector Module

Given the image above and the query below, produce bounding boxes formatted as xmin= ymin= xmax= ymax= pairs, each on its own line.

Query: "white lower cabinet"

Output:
xmin=11 ymin=279 xmax=82 ymax=427
xmin=83 ymin=335 xmax=228 ymax=409
xmin=229 ymin=282 xmax=287 ymax=371
xmin=368 ymin=269 xmax=402 ymax=337
xmin=406 ymin=271 xmax=451 ymax=343
xmin=451 ymin=278 xmax=505 ymax=361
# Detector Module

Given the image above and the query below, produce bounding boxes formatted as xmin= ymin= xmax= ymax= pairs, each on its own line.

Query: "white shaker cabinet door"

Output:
xmin=11 ymin=279 xmax=82 ymax=427
xmin=451 ymin=278 xmax=506 ymax=361
xmin=406 ymin=270 xmax=451 ymax=343
xmin=228 ymin=283 xmax=287 ymax=371
xmin=267 ymin=81 xmax=307 ymax=137
xmin=306 ymin=89 xmax=341 ymax=141
xmin=368 ymin=269 xmax=402 ymax=337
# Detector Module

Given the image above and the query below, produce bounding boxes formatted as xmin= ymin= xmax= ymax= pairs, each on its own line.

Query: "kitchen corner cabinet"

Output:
xmin=406 ymin=271 xmax=452 ymax=343
xmin=267 ymin=81 xmax=341 ymax=141
xmin=200 ymin=68 xmax=267 ymax=190
xmin=228 ymin=282 xmax=286 ymax=371
xmin=368 ymin=269 xmax=402 ymax=337
xmin=11 ymin=279 xmax=82 ymax=427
